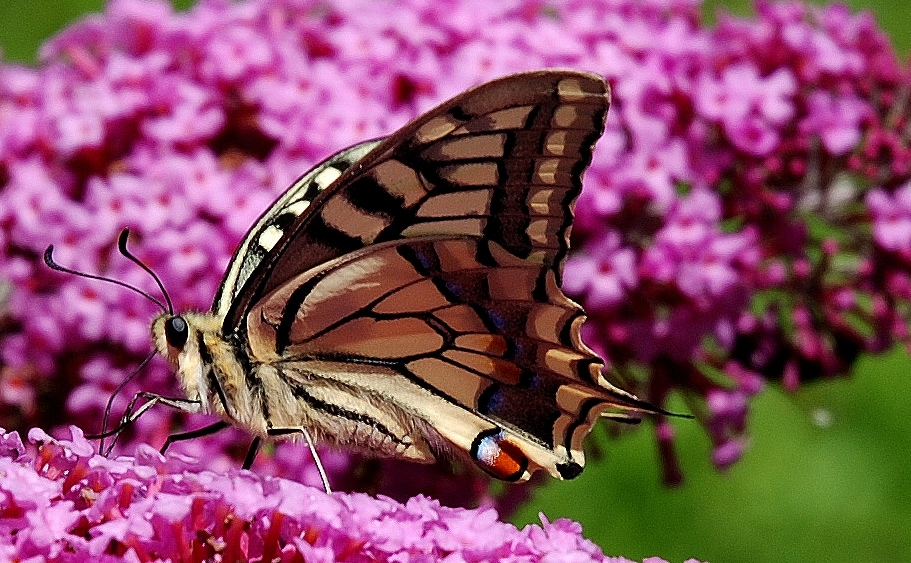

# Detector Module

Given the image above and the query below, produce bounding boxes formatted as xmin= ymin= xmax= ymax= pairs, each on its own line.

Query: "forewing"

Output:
xmin=225 ymin=70 xmax=610 ymax=333
xmin=245 ymin=237 xmax=649 ymax=481
xmin=213 ymin=140 xmax=382 ymax=318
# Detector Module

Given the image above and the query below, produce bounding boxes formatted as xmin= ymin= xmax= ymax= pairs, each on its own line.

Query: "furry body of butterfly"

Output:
xmin=146 ymin=70 xmax=658 ymax=484
xmin=152 ymin=311 xmax=440 ymax=463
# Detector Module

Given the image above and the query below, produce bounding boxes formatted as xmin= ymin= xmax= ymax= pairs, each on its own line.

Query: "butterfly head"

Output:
xmin=153 ymin=313 xmax=191 ymax=364
xmin=151 ymin=311 xmax=226 ymax=412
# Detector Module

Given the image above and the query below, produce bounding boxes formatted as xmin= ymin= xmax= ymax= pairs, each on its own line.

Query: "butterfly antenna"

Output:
xmin=98 ymin=350 xmax=156 ymax=454
xmin=44 ymin=241 xmax=169 ymax=314
xmin=117 ymin=228 xmax=174 ymax=314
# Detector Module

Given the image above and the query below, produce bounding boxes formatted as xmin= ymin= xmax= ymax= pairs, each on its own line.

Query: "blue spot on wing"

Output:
xmin=397 ymin=243 xmax=439 ymax=275
xmin=412 ymin=247 xmax=438 ymax=271
xmin=443 ymin=279 xmax=467 ymax=300
xmin=479 ymin=385 xmax=505 ymax=415
xmin=486 ymin=310 xmax=508 ymax=331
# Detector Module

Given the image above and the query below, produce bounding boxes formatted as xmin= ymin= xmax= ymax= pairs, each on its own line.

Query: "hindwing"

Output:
xmin=245 ymin=237 xmax=648 ymax=480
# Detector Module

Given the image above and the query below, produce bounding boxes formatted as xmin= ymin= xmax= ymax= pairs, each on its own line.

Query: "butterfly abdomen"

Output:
xmin=256 ymin=362 xmax=440 ymax=461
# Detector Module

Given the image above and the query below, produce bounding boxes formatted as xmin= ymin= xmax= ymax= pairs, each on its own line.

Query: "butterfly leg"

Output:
xmin=242 ymin=436 xmax=262 ymax=470
xmin=159 ymin=420 xmax=230 ymax=455
xmin=267 ymin=425 xmax=332 ymax=494
xmin=90 ymin=391 xmax=202 ymax=456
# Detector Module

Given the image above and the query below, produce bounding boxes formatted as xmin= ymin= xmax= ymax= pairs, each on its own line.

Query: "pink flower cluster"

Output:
xmin=0 ymin=0 xmax=908 ymax=495
xmin=2 ymin=427 xmax=698 ymax=562
xmin=565 ymin=0 xmax=910 ymax=480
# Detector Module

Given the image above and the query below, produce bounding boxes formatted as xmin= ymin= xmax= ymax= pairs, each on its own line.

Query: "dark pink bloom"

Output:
xmin=800 ymin=91 xmax=870 ymax=155
xmin=867 ymin=182 xmax=911 ymax=254
xmin=564 ymin=234 xmax=638 ymax=312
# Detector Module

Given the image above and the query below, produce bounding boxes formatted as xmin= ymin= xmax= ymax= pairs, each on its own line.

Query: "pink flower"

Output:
xmin=696 ymin=65 xmax=796 ymax=156
xmin=564 ymin=233 xmax=639 ymax=312
xmin=141 ymin=79 xmax=225 ymax=146
xmin=641 ymin=190 xmax=759 ymax=302
xmin=200 ymin=25 xmax=275 ymax=82
xmin=0 ymin=427 xmax=703 ymax=563
xmin=867 ymin=182 xmax=911 ymax=254
xmin=800 ymin=91 xmax=871 ymax=155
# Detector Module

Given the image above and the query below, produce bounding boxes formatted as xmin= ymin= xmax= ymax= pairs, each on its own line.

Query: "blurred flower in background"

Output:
xmin=0 ymin=0 xmax=908 ymax=508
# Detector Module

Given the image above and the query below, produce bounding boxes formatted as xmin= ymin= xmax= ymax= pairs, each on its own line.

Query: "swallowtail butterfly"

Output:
xmin=51 ymin=70 xmax=658 ymax=490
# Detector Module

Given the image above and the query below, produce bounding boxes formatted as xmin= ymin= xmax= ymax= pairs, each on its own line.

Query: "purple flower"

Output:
xmin=564 ymin=233 xmax=638 ymax=312
xmin=53 ymin=112 xmax=106 ymax=155
xmin=867 ymin=182 xmax=911 ymax=255
xmin=695 ymin=65 xmax=797 ymax=156
xmin=0 ymin=427 xmax=703 ymax=563
xmin=800 ymin=91 xmax=870 ymax=155
xmin=201 ymin=25 xmax=275 ymax=83
xmin=641 ymin=190 xmax=759 ymax=301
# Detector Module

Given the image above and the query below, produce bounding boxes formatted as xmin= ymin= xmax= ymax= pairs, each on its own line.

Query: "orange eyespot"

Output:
xmin=470 ymin=429 xmax=528 ymax=481
xmin=165 ymin=316 xmax=189 ymax=349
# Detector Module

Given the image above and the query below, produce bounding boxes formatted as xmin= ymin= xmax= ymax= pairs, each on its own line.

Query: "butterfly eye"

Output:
xmin=164 ymin=316 xmax=189 ymax=349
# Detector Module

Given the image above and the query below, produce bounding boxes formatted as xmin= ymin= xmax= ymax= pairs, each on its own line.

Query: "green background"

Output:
xmin=1 ymin=2 xmax=908 ymax=562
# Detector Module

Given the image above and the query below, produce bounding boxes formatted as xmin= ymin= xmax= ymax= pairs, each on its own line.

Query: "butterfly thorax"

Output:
xmin=152 ymin=312 xmax=257 ymax=424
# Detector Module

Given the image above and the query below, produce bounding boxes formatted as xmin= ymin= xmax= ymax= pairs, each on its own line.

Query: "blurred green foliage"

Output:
xmin=1 ymin=2 xmax=908 ymax=562
xmin=703 ymin=0 xmax=909 ymax=54
xmin=0 ymin=0 xmax=195 ymax=63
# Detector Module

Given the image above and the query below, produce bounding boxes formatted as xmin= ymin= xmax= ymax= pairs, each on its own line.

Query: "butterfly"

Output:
xmin=48 ymin=70 xmax=658 ymax=491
